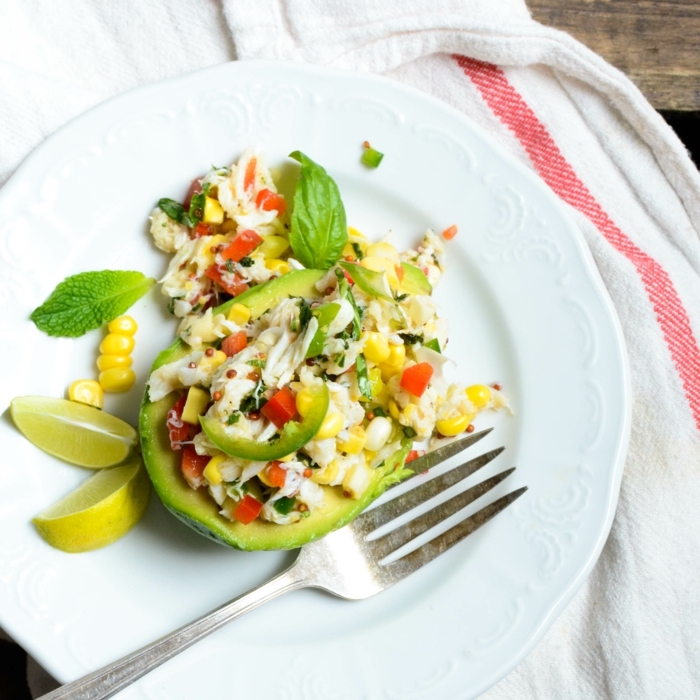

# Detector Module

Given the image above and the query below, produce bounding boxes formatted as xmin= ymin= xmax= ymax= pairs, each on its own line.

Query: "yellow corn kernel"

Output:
xmin=378 ymin=362 xmax=401 ymax=382
xmin=388 ymin=400 xmax=400 ymax=421
xmin=342 ymin=462 xmax=371 ymax=499
xmin=337 ymin=425 xmax=367 ymax=454
xmin=257 ymin=465 xmax=275 ymax=487
xmin=108 ymin=315 xmax=137 ymax=335
xmin=384 ymin=344 xmax=406 ymax=368
xmin=436 ymin=414 xmax=472 ymax=437
xmin=99 ymin=333 xmax=135 ymax=356
xmin=182 ymin=386 xmax=210 ymax=424
xmin=342 ymin=241 xmax=357 ymax=259
xmin=203 ymin=454 xmax=227 ymax=486
xmin=311 ymin=460 xmax=339 ymax=485
xmin=228 ymin=303 xmax=251 ymax=326
xmin=68 ymin=379 xmax=104 ymax=409
xmin=258 ymin=235 xmax=290 ymax=259
xmin=360 ymin=256 xmax=400 ymax=290
xmin=264 ymin=259 xmax=290 ymax=275
xmin=403 ymin=404 xmax=417 ymax=420
xmin=466 ymin=384 xmax=492 ymax=410
xmin=220 ymin=219 xmax=237 ymax=233
xmin=203 ymin=196 xmax=225 ymax=224
xmin=362 ymin=332 xmax=390 ymax=364
xmin=366 ymin=241 xmax=399 ymax=260
xmin=316 ymin=412 xmax=344 ymax=440
xmin=200 ymin=349 xmax=227 ymax=371
xmin=96 ymin=354 xmax=133 ymax=371
xmin=295 ymin=388 xmax=316 ymax=418
xmin=369 ymin=367 xmax=383 ymax=397
xmin=98 ymin=368 xmax=136 ymax=393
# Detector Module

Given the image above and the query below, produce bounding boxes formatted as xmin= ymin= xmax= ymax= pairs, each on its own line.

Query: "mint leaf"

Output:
xmin=30 ymin=270 xmax=155 ymax=337
xmin=288 ymin=151 xmax=348 ymax=270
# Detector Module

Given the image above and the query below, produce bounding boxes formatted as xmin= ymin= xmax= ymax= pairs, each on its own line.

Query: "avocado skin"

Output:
xmin=139 ymin=269 xmax=413 ymax=550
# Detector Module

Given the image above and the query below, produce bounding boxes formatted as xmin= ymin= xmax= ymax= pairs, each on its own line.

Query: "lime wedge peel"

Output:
xmin=10 ymin=396 xmax=137 ymax=468
xmin=32 ymin=458 xmax=151 ymax=553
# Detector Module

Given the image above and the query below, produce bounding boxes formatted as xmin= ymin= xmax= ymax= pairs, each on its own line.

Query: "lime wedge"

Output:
xmin=32 ymin=458 xmax=150 ymax=552
xmin=10 ymin=396 xmax=137 ymax=468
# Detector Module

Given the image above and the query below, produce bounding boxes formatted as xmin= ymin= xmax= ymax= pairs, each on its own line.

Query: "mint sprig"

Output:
xmin=30 ymin=270 xmax=155 ymax=337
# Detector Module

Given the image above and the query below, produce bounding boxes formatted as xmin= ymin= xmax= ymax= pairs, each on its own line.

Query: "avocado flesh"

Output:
xmin=139 ymin=269 xmax=412 ymax=550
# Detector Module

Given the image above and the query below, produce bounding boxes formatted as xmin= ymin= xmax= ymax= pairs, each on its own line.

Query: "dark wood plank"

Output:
xmin=528 ymin=0 xmax=700 ymax=111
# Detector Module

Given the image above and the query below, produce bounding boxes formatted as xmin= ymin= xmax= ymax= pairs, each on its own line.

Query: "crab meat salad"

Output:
xmin=139 ymin=150 xmax=507 ymax=551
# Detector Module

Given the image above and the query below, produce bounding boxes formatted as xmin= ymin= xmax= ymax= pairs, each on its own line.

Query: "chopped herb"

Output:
xmin=395 ymin=293 xmax=409 ymax=302
xmin=240 ymin=380 xmax=268 ymax=412
xmin=227 ymin=413 xmax=241 ymax=425
xmin=190 ymin=303 xmax=202 ymax=314
xmin=202 ymin=182 xmax=211 ymax=196
xmin=167 ymin=296 xmax=184 ymax=315
xmin=158 ymin=198 xmax=194 ymax=227
xmin=239 ymin=256 xmax=254 ymax=268
xmin=356 ymin=353 xmax=372 ymax=400
xmin=189 ymin=192 xmax=206 ymax=224
xmin=372 ymin=407 xmax=386 ymax=418
xmin=225 ymin=259 xmax=235 ymax=273
xmin=351 ymin=242 xmax=364 ymax=260
xmin=399 ymin=332 xmax=424 ymax=345
xmin=403 ymin=426 xmax=417 ymax=439
xmin=247 ymin=359 xmax=266 ymax=369
xmin=335 ymin=353 xmax=346 ymax=368
xmin=298 ymin=298 xmax=313 ymax=331
xmin=274 ymin=496 xmax=296 ymax=515
xmin=301 ymin=510 xmax=311 ymax=518
xmin=424 ymin=338 xmax=441 ymax=353
xmin=361 ymin=146 xmax=384 ymax=168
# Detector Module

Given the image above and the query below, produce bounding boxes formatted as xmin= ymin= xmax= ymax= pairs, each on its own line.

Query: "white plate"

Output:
xmin=0 ymin=61 xmax=629 ymax=699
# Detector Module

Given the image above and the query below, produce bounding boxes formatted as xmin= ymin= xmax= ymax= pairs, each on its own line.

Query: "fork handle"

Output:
xmin=38 ymin=559 xmax=310 ymax=700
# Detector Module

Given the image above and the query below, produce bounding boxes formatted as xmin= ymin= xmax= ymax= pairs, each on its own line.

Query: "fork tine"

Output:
xmin=380 ymin=487 xmax=528 ymax=579
xmin=353 ymin=447 xmax=505 ymax=536
xmin=399 ymin=428 xmax=493 ymax=476
xmin=367 ymin=468 xmax=516 ymax=559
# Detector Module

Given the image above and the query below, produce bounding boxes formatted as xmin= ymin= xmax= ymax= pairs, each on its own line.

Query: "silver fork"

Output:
xmin=40 ymin=429 xmax=526 ymax=700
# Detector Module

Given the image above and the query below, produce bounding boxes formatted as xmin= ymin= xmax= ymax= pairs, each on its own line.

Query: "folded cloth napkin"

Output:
xmin=2 ymin=0 xmax=700 ymax=697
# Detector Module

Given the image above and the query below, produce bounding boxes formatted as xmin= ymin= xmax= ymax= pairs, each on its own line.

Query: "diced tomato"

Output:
xmin=261 ymin=386 xmax=298 ymax=429
xmin=399 ymin=362 xmax=434 ymax=398
xmin=406 ymin=449 xmax=425 ymax=463
xmin=193 ymin=222 xmax=215 ymax=238
xmin=395 ymin=264 xmax=405 ymax=283
xmin=222 ymin=330 xmax=248 ymax=357
xmin=183 ymin=177 xmax=203 ymax=209
xmin=166 ymin=395 xmax=190 ymax=449
xmin=205 ymin=264 xmax=250 ymax=296
xmin=220 ymin=229 xmax=263 ymax=263
xmin=442 ymin=225 xmax=458 ymax=240
xmin=266 ymin=461 xmax=288 ymax=488
xmin=232 ymin=494 xmax=263 ymax=525
xmin=255 ymin=188 xmax=287 ymax=214
xmin=181 ymin=445 xmax=210 ymax=489
xmin=244 ymin=158 xmax=257 ymax=191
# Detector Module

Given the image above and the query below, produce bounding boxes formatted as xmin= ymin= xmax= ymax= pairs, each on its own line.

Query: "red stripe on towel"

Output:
xmin=454 ymin=54 xmax=700 ymax=430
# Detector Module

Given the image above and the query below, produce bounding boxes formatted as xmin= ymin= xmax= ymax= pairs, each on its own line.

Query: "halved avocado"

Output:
xmin=139 ymin=269 xmax=412 ymax=550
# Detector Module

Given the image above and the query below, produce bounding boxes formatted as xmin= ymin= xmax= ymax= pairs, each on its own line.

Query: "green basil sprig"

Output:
xmin=288 ymin=151 xmax=348 ymax=270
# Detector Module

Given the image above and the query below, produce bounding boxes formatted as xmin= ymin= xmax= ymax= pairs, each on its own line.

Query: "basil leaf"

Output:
xmin=288 ymin=151 xmax=348 ymax=269
xmin=158 ymin=198 xmax=194 ymax=227
xmin=189 ymin=192 xmax=205 ymax=224
xmin=30 ymin=270 xmax=155 ymax=338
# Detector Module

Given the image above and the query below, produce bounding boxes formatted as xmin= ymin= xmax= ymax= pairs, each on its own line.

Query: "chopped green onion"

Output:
xmin=424 ymin=338 xmax=441 ymax=353
xmin=274 ymin=496 xmax=296 ymax=515
xmin=372 ymin=407 xmax=387 ymax=418
xmin=227 ymin=413 xmax=241 ymax=425
xmin=403 ymin=426 xmax=417 ymax=439
xmin=361 ymin=146 xmax=384 ymax=168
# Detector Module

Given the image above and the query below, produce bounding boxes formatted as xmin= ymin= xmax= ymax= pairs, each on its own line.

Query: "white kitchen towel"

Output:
xmin=1 ymin=0 xmax=699 ymax=697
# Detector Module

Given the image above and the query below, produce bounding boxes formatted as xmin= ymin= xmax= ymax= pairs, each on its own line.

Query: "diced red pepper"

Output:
xmin=220 ymin=229 xmax=263 ymax=263
xmin=261 ymin=386 xmax=298 ymax=429
xmin=342 ymin=269 xmax=354 ymax=284
xmin=183 ymin=177 xmax=203 ymax=209
xmin=406 ymin=449 xmax=425 ymax=463
xmin=244 ymin=158 xmax=257 ymax=192
xmin=232 ymin=494 xmax=263 ymax=525
xmin=395 ymin=264 xmax=404 ymax=283
xmin=181 ymin=445 xmax=210 ymax=489
xmin=399 ymin=362 xmax=434 ymax=398
xmin=266 ymin=461 xmax=287 ymax=488
xmin=442 ymin=225 xmax=458 ymax=240
xmin=205 ymin=264 xmax=250 ymax=296
xmin=255 ymin=188 xmax=287 ymax=214
xmin=166 ymin=395 xmax=190 ymax=449
xmin=222 ymin=330 xmax=248 ymax=357
xmin=193 ymin=222 xmax=215 ymax=238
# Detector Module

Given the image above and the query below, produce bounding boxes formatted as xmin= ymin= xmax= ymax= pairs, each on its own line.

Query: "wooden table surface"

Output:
xmin=527 ymin=0 xmax=700 ymax=111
